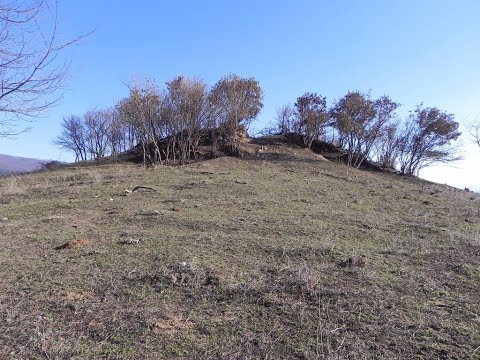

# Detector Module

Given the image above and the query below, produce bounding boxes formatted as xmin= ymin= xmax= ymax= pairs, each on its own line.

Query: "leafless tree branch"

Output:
xmin=0 ymin=0 xmax=90 ymax=137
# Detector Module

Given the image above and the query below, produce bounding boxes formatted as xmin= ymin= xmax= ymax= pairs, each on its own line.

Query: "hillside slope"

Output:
xmin=0 ymin=154 xmax=45 ymax=175
xmin=0 ymin=150 xmax=479 ymax=359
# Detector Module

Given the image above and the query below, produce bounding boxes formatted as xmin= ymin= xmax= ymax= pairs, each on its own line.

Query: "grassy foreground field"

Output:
xmin=0 ymin=149 xmax=479 ymax=359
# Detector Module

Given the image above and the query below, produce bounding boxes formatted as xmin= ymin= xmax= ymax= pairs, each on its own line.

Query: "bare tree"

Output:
xmin=398 ymin=106 xmax=461 ymax=176
xmin=275 ymin=104 xmax=295 ymax=134
xmin=84 ymin=109 xmax=111 ymax=160
xmin=118 ymin=78 xmax=163 ymax=165
xmin=469 ymin=119 xmax=480 ymax=149
xmin=363 ymin=96 xmax=400 ymax=166
xmin=209 ymin=74 xmax=263 ymax=155
xmin=54 ymin=114 xmax=87 ymax=161
xmin=331 ymin=91 xmax=399 ymax=168
xmin=373 ymin=122 xmax=402 ymax=169
xmin=0 ymin=0 xmax=87 ymax=136
xmin=293 ymin=92 xmax=329 ymax=148
xmin=106 ymin=107 xmax=128 ymax=155
xmin=55 ymin=107 xmax=126 ymax=161
xmin=162 ymin=76 xmax=210 ymax=164
xmin=113 ymin=101 xmax=138 ymax=152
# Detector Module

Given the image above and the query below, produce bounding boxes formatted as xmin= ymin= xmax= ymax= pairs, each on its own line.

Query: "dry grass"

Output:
xmin=0 ymin=149 xmax=479 ymax=359
xmin=0 ymin=176 xmax=26 ymax=197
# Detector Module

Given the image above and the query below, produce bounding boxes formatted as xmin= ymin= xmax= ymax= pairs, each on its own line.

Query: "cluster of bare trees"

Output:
xmin=56 ymin=74 xmax=263 ymax=164
xmin=54 ymin=109 xmax=124 ymax=161
xmin=56 ymin=76 xmax=462 ymax=176
xmin=275 ymin=91 xmax=461 ymax=175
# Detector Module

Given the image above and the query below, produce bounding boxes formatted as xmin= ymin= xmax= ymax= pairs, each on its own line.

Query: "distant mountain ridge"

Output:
xmin=0 ymin=154 xmax=46 ymax=175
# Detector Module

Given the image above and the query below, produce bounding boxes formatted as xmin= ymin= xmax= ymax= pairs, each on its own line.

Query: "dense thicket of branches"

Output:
xmin=162 ymin=76 xmax=211 ymax=164
xmin=273 ymin=93 xmax=329 ymax=148
xmin=117 ymin=79 xmax=162 ymax=165
xmin=56 ymin=74 xmax=263 ymax=164
xmin=396 ymin=106 xmax=461 ymax=175
xmin=209 ymin=74 xmax=263 ymax=155
xmin=294 ymin=93 xmax=329 ymax=148
xmin=374 ymin=121 xmax=402 ymax=169
xmin=331 ymin=91 xmax=400 ymax=168
xmin=275 ymin=104 xmax=296 ymax=134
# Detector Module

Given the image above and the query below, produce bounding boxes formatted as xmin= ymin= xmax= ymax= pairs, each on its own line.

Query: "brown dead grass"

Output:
xmin=150 ymin=312 xmax=195 ymax=336
xmin=62 ymin=291 xmax=95 ymax=301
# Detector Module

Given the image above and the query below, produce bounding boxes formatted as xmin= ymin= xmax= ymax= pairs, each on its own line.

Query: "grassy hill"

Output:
xmin=0 ymin=143 xmax=479 ymax=359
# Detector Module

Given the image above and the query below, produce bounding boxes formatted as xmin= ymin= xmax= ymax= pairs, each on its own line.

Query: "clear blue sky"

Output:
xmin=1 ymin=0 xmax=479 ymax=190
